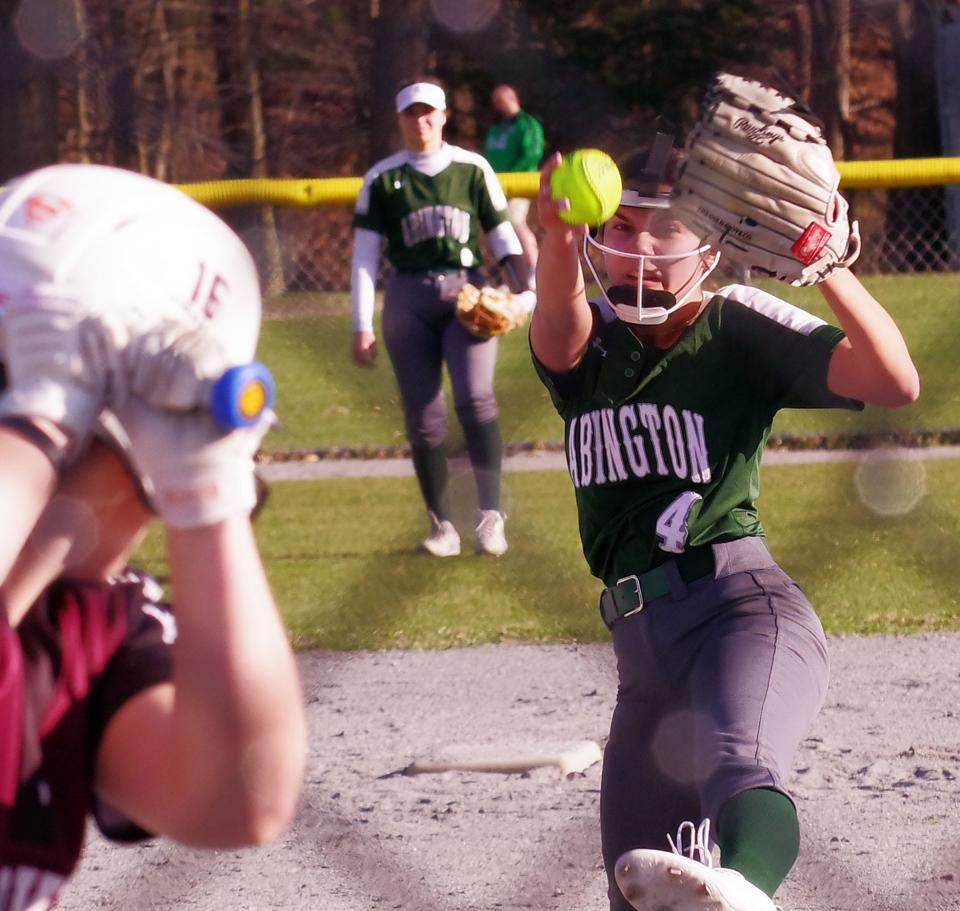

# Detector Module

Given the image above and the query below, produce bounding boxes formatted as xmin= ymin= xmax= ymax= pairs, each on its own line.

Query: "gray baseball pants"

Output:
xmin=600 ymin=536 xmax=829 ymax=910
xmin=381 ymin=271 xmax=499 ymax=447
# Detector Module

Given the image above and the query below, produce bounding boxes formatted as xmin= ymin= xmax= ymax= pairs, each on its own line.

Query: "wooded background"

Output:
xmin=0 ymin=0 xmax=957 ymax=290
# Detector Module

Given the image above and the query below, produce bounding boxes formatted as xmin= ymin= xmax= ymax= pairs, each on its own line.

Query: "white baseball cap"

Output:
xmin=396 ymin=82 xmax=446 ymax=113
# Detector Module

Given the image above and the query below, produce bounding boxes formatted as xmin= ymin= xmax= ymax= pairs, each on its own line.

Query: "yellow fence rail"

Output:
xmin=176 ymin=158 xmax=960 ymax=208
xmin=838 ymin=157 xmax=960 ymax=189
xmin=174 ymin=158 xmax=960 ymax=287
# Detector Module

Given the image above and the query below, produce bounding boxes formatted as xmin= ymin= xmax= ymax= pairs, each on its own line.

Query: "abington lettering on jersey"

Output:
xmin=401 ymin=205 xmax=471 ymax=246
xmin=566 ymin=403 xmax=710 ymax=488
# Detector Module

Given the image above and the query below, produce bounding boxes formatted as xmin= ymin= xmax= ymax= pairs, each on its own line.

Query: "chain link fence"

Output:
xmin=228 ymin=184 xmax=960 ymax=311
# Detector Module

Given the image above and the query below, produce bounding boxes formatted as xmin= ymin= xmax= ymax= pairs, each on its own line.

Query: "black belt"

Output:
xmin=599 ymin=546 xmax=716 ymax=629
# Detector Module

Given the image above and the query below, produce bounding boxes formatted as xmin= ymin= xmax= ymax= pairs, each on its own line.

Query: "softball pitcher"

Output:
xmin=531 ymin=137 xmax=918 ymax=911
xmin=351 ymin=79 xmax=532 ymax=558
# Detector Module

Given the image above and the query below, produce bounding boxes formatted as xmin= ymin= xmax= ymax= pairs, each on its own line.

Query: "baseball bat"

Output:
xmin=402 ymin=739 xmax=602 ymax=779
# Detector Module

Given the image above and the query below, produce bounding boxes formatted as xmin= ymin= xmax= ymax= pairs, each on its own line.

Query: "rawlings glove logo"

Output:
xmin=791 ymin=222 xmax=831 ymax=264
xmin=733 ymin=117 xmax=785 ymax=146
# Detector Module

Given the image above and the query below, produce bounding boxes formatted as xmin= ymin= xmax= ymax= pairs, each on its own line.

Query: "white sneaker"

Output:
xmin=474 ymin=509 xmax=507 ymax=556
xmin=614 ymin=819 xmax=778 ymax=911
xmin=419 ymin=512 xmax=460 ymax=557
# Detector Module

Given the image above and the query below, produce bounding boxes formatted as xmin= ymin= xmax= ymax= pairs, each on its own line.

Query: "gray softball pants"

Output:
xmin=381 ymin=271 xmax=499 ymax=448
xmin=600 ymin=536 xmax=830 ymax=911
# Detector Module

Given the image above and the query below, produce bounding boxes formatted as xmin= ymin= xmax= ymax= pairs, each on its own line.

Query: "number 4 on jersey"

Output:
xmin=656 ymin=491 xmax=703 ymax=554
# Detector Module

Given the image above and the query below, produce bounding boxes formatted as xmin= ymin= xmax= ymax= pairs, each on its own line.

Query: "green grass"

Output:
xmin=130 ymin=273 xmax=960 ymax=649
xmin=257 ymin=273 xmax=960 ymax=451
xmin=133 ymin=457 xmax=960 ymax=648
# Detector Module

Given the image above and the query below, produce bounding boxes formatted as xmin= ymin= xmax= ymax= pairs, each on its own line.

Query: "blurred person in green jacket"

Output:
xmin=483 ymin=84 xmax=545 ymax=277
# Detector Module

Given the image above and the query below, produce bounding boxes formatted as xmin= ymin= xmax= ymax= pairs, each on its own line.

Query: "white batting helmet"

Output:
xmin=0 ymin=163 xmax=261 ymax=367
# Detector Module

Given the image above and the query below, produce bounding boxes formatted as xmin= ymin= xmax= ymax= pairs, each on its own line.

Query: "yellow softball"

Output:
xmin=550 ymin=149 xmax=623 ymax=226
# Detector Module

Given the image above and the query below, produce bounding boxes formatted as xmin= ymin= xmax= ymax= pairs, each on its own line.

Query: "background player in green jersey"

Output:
xmin=530 ymin=140 xmax=919 ymax=911
xmin=483 ymin=84 xmax=545 ymax=277
xmin=352 ymin=79 xmax=533 ymax=558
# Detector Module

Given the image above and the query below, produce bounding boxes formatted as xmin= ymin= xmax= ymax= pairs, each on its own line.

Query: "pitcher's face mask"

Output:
xmin=583 ymin=205 xmax=719 ymax=326
xmin=583 ymin=133 xmax=720 ymax=326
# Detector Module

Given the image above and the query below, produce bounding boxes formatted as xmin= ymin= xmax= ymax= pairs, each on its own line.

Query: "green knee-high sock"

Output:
xmin=715 ymin=788 xmax=800 ymax=898
xmin=461 ymin=419 xmax=502 ymax=511
xmin=410 ymin=443 xmax=450 ymax=520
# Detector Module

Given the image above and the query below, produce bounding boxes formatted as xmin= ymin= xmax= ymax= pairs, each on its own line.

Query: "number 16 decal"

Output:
xmin=655 ymin=491 xmax=703 ymax=554
xmin=192 ymin=261 xmax=229 ymax=318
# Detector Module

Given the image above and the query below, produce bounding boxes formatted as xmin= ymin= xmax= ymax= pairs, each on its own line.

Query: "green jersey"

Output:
xmin=352 ymin=145 xmax=509 ymax=273
xmin=533 ymin=287 xmax=863 ymax=586
xmin=483 ymin=110 xmax=545 ymax=173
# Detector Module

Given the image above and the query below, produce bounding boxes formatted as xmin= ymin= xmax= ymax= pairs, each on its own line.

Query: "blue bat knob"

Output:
xmin=210 ymin=362 xmax=276 ymax=428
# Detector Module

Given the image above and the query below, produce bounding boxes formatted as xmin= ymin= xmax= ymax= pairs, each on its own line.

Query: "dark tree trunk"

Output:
xmin=369 ymin=0 xmax=428 ymax=162
xmin=0 ymin=0 xmax=59 ymax=180
xmin=808 ymin=0 xmax=850 ymax=158
xmin=213 ymin=0 xmax=253 ymax=178
xmin=108 ymin=6 xmax=137 ymax=169
xmin=892 ymin=0 xmax=941 ymax=158
xmin=885 ymin=0 xmax=946 ymax=271
xmin=212 ymin=0 xmax=285 ymax=295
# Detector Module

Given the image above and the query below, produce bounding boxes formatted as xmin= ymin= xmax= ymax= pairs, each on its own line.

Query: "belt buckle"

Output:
xmin=437 ymin=271 xmax=467 ymax=301
xmin=616 ymin=574 xmax=644 ymax=618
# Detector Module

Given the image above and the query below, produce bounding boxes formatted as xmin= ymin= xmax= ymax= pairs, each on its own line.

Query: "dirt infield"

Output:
xmin=61 ymin=635 xmax=960 ymax=911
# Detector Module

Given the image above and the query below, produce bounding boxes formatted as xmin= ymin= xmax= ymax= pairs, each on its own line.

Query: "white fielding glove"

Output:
xmin=108 ymin=397 xmax=272 ymax=528
xmin=0 ymin=286 xmax=127 ymax=447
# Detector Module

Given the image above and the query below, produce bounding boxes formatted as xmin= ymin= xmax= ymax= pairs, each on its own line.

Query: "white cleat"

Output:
xmin=474 ymin=509 xmax=508 ymax=556
xmin=614 ymin=820 xmax=778 ymax=911
xmin=419 ymin=512 xmax=461 ymax=557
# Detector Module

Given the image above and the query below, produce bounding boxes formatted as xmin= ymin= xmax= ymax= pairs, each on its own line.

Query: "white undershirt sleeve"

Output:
xmin=486 ymin=220 xmax=523 ymax=261
xmin=351 ymin=228 xmax=382 ymax=333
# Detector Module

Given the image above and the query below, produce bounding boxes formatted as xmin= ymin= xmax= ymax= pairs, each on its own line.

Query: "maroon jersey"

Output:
xmin=0 ymin=571 xmax=174 ymax=910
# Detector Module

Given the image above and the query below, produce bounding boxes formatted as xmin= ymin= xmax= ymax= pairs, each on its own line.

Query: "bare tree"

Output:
xmin=132 ymin=0 xmax=179 ymax=180
xmin=73 ymin=13 xmax=96 ymax=164
xmin=0 ymin=0 xmax=60 ymax=179
xmin=212 ymin=0 xmax=285 ymax=295
xmin=213 ymin=0 xmax=254 ymax=178
xmin=369 ymin=0 xmax=429 ymax=162
xmin=0 ymin=0 xmax=25 ymax=179
xmin=107 ymin=5 xmax=137 ymax=169
xmin=892 ymin=0 xmax=942 ymax=158
xmin=808 ymin=0 xmax=851 ymax=157
xmin=886 ymin=0 xmax=947 ymax=270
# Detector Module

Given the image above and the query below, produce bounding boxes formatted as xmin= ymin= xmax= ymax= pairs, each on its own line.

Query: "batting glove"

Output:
xmin=0 ymin=285 xmax=127 ymax=454
xmin=124 ymin=320 xmax=230 ymax=412
xmin=108 ymin=396 xmax=273 ymax=528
